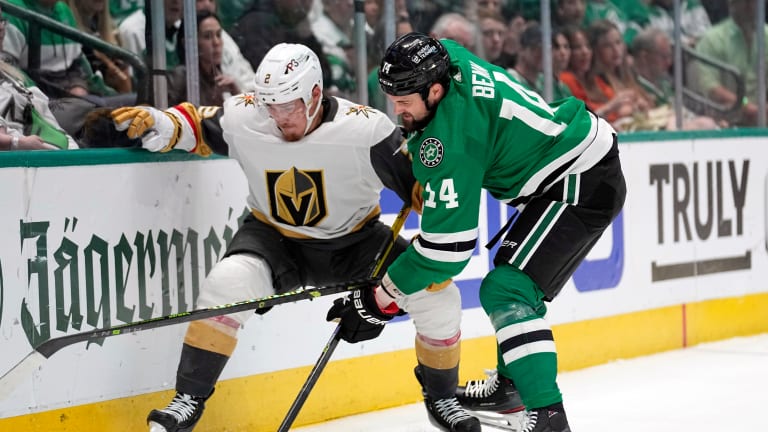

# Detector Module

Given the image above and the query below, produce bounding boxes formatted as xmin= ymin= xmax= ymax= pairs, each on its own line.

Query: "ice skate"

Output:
xmin=455 ymin=369 xmax=528 ymax=430
xmin=424 ymin=394 xmax=482 ymax=432
xmin=519 ymin=403 xmax=571 ymax=432
xmin=456 ymin=369 xmax=524 ymax=413
xmin=147 ymin=392 xmax=207 ymax=432
xmin=414 ymin=366 xmax=481 ymax=431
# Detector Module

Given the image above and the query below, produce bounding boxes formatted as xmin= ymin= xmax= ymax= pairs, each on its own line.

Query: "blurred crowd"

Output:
xmin=0 ymin=0 xmax=765 ymax=151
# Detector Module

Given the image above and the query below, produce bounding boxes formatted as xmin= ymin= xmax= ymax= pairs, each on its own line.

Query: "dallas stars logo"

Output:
xmin=346 ymin=105 xmax=373 ymax=118
xmin=236 ymin=93 xmax=257 ymax=107
xmin=419 ymin=137 xmax=444 ymax=167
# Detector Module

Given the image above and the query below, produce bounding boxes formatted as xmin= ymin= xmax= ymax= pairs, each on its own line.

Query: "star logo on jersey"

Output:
xmin=235 ymin=93 xmax=257 ymax=108
xmin=346 ymin=105 xmax=374 ymax=118
xmin=419 ymin=137 xmax=444 ymax=167
xmin=266 ymin=167 xmax=328 ymax=226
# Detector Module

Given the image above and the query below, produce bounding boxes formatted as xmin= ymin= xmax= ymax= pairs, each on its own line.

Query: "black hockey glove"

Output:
xmin=326 ymin=287 xmax=396 ymax=343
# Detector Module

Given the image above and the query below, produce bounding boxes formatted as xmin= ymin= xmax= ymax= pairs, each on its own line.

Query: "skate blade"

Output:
xmin=472 ymin=409 xmax=528 ymax=431
xmin=148 ymin=421 xmax=169 ymax=432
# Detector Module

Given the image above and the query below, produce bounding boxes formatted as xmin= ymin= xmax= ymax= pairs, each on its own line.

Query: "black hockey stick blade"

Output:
xmin=0 ymin=277 xmax=378 ymax=400
xmin=277 ymin=204 xmax=412 ymax=431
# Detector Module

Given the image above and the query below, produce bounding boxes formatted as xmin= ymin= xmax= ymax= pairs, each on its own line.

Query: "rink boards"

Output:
xmin=0 ymin=130 xmax=767 ymax=431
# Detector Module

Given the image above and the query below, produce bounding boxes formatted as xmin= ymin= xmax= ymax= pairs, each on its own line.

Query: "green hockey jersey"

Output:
xmin=386 ymin=40 xmax=616 ymax=295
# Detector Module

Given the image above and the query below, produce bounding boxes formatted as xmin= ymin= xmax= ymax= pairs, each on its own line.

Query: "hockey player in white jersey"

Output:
xmin=112 ymin=43 xmax=481 ymax=432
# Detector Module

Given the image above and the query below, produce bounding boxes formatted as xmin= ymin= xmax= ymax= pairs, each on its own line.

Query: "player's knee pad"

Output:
xmin=479 ymin=264 xmax=546 ymax=320
xmin=196 ymin=253 xmax=274 ymax=326
xmin=400 ymin=280 xmax=462 ymax=341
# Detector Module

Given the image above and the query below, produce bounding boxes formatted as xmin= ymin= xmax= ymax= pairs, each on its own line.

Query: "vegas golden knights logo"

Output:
xmin=266 ymin=167 xmax=327 ymax=226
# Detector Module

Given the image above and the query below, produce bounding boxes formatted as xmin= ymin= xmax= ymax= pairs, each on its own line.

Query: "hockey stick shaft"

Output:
xmin=0 ymin=277 xmax=378 ymax=400
xmin=277 ymin=203 xmax=412 ymax=431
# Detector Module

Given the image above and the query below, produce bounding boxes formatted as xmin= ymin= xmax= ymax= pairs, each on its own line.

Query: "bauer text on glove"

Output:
xmin=325 ymin=287 xmax=398 ymax=343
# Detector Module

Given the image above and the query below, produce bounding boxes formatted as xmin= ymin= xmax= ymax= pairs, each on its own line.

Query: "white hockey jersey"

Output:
xmin=197 ymin=95 xmax=414 ymax=239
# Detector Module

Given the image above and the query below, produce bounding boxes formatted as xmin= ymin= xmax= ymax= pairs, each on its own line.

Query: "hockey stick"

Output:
xmin=0 ymin=277 xmax=379 ymax=400
xmin=277 ymin=203 xmax=412 ymax=431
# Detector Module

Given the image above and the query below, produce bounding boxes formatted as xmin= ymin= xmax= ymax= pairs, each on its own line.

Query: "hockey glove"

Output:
xmin=326 ymin=287 xmax=397 ymax=343
xmin=112 ymin=106 xmax=180 ymax=152
xmin=112 ymin=104 xmax=210 ymax=155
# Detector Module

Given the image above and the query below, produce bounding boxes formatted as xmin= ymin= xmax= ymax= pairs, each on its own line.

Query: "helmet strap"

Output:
xmin=303 ymin=93 xmax=322 ymax=135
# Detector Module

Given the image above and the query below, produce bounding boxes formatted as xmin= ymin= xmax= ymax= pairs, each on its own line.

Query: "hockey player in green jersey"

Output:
xmin=332 ymin=32 xmax=626 ymax=432
xmin=112 ymin=42 xmax=482 ymax=432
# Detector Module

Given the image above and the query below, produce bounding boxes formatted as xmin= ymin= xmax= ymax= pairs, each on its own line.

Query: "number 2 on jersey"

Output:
xmin=424 ymin=179 xmax=459 ymax=209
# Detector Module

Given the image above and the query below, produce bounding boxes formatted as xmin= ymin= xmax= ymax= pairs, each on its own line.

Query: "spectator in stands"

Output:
xmin=0 ymin=122 xmax=59 ymax=150
xmin=508 ymin=23 xmax=543 ymax=91
xmin=366 ymin=0 xmax=412 ymax=111
xmin=310 ymin=0 xmax=356 ymax=97
xmin=3 ymin=0 xmax=117 ymax=100
xmin=196 ymin=0 xmax=256 ymax=91
xmin=365 ymin=0 xmax=412 ymax=69
xmin=229 ymin=0 xmax=332 ymax=92
xmin=647 ymin=0 xmax=712 ymax=46
xmin=584 ymin=0 xmax=643 ymax=44
xmin=66 ymin=0 xmax=132 ymax=93
xmin=0 ymin=13 xmax=12 ymax=64
xmin=430 ymin=12 xmax=478 ymax=53
xmin=507 ymin=23 xmax=572 ymax=102
xmin=108 ymin=0 xmax=143 ymax=25
xmin=475 ymin=0 xmax=504 ymax=16
xmin=585 ymin=19 xmax=653 ymax=129
xmin=364 ymin=0 xmax=382 ymax=31
xmin=494 ymin=12 xmax=526 ymax=70
xmin=550 ymin=26 xmax=574 ymax=101
xmin=554 ymin=0 xmax=586 ymax=28
xmin=477 ymin=10 xmax=507 ymax=65
xmin=167 ymin=10 xmax=240 ymax=106
xmin=695 ymin=0 xmax=767 ymax=126
xmin=216 ymin=0 xmax=253 ymax=30
xmin=701 ymin=0 xmax=729 ymax=24
xmin=464 ymin=0 xmax=504 ymax=23
xmin=632 ymin=27 xmax=720 ymax=130
xmin=0 ymin=57 xmax=79 ymax=149
xmin=560 ymin=25 xmax=591 ymax=101
xmin=405 ymin=0 xmax=464 ymax=34
xmin=117 ymin=0 xmax=182 ymax=70
xmin=631 ymin=27 xmax=674 ymax=105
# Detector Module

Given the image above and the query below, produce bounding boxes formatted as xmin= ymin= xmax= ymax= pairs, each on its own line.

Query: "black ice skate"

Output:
xmin=414 ymin=366 xmax=481 ymax=432
xmin=424 ymin=394 xmax=482 ymax=432
xmin=147 ymin=392 xmax=207 ymax=432
xmin=455 ymin=369 xmax=528 ymax=431
xmin=520 ymin=403 xmax=571 ymax=432
xmin=456 ymin=369 xmax=524 ymax=413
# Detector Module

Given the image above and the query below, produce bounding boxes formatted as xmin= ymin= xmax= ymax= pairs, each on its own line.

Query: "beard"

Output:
xmin=400 ymin=97 xmax=440 ymax=133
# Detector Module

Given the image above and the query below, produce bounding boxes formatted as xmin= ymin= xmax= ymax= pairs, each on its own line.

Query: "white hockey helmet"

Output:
xmin=253 ymin=43 xmax=323 ymax=106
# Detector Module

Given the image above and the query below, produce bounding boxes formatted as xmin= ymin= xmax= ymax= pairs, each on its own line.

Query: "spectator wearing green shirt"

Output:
xmin=508 ymin=24 xmax=573 ymax=102
xmin=633 ymin=27 xmax=719 ymax=130
xmin=632 ymin=27 xmax=674 ymax=105
xmin=695 ymin=0 xmax=767 ymax=125
xmin=116 ymin=0 xmax=182 ymax=71
xmin=108 ymin=0 xmax=143 ymax=25
xmin=584 ymin=0 xmax=643 ymax=44
xmin=3 ymin=0 xmax=117 ymax=99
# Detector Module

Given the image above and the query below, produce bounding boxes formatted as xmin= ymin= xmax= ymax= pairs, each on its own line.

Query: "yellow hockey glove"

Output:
xmin=112 ymin=106 xmax=181 ymax=152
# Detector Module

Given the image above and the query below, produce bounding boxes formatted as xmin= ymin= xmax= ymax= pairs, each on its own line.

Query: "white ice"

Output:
xmin=295 ymin=333 xmax=768 ymax=431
